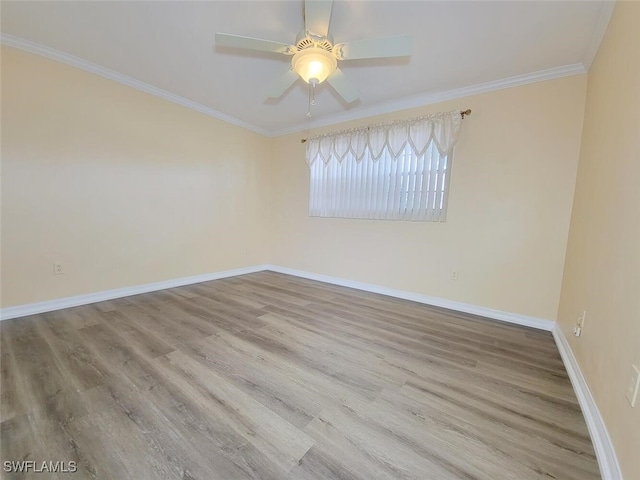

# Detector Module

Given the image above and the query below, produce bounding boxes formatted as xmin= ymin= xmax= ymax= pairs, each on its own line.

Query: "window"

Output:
xmin=306 ymin=110 xmax=462 ymax=222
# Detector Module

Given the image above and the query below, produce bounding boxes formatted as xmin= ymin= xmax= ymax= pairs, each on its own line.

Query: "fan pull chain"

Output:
xmin=307 ymin=79 xmax=319 ymax=118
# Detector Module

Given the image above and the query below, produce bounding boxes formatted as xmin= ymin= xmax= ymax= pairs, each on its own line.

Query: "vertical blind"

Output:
xmin=306 ymin=110 xmax=462 ymax=222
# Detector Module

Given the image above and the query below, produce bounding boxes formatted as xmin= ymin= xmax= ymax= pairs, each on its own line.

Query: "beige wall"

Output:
xmin=270 ymin=75 xmax=587 ymax=321
xmin=2 ymin=9 xmax=637 ymax=477
xmin=0 ymin=46 xmax=589 ymax=322
xmin=557 ymin=3 xmax=640 ymax=478
xmin=1 ymin=46 xmax=271 ymax=307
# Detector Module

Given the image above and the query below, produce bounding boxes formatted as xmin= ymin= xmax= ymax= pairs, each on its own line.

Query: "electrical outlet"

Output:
xmin=53 ymin=262 xmax=64 ymax=275
xmin=450 ymin=270 xmax=459 ymax=281
xmin=573 ymin=310 xmax=586 ymax=337
xmin=626 ymin=364 xmax=640 ymax=407
xmin=577 ymin=310 xmax=586 ymax=328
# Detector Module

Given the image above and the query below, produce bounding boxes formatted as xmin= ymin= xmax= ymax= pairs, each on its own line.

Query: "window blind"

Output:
xmin=306 ymin=110 xmax=462 ymax=221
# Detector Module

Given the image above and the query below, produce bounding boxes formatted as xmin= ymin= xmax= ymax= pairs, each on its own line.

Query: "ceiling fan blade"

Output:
xmin=267 ymin=69 xmax=300 ymax=98
xmin=215 ymin=33 xmax=296 ymax=55
xmin=327 ymin=68 xmax=359 ymax=103
xmin=305 ymin=0 xmax=333 ymax=38
xmin=335 ymin=34 xmax=413 ymax=60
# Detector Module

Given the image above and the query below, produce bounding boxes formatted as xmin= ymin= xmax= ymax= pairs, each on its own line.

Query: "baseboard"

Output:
xmin=1 ymin=264 xmax=619 ymax=477
xmin=265 ymin=265 xmax=555 ymax=331
xmin=552 ymin=325 xmax=622 ymax=480
xmin=269 ymin=265 xmax=621 ymax=477
xmin=2 ymin=263 xmax=554 ymax=331
xmin=0 ymin=265 xmax=269 ymax=321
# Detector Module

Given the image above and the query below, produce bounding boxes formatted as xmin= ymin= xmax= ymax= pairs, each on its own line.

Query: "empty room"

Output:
xmin=1 ymin=1 xmax=638 ymax=479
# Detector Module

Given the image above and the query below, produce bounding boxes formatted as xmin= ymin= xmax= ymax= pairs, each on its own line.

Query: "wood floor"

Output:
xmin=1 ymin=271 xmax=599 ymax=479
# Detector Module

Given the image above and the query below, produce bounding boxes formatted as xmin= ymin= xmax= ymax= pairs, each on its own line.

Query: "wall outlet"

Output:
xmin=573 ymin=310 xmax=586 ymax=337
xmin=577 ymin=310 xmax=586 ymax=328
xmin=626 ymin=364 xmax=640 ymax=407
xmin=450 ymin=269 xmax=459 ymax=281
xmin=53 ymin=262 xmax=64 ymax=275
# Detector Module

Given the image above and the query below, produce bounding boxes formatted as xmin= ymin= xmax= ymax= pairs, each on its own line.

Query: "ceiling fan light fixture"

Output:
xmin=292 ymin=47 xmax=337 ymax=84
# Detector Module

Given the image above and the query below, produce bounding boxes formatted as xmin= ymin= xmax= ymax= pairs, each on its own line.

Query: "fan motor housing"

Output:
xmin=295 ymin=30 xmax=334 ymax=52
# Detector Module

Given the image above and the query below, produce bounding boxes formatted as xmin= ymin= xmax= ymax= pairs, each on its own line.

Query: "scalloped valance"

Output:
xmin=305 ymin=110 xmax=462 ymax=166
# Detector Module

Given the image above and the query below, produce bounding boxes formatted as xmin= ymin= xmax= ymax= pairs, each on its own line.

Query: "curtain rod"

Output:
xmin=300 ymin=109 xmax=471 ymax=143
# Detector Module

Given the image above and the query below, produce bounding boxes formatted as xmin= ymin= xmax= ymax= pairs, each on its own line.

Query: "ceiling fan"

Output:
xmin=215 ymin=0 xmax=412 ymax=108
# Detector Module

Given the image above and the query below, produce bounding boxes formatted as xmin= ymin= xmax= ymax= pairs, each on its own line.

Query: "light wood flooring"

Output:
xmin=1 ymin=271 xmax=600 ymax=479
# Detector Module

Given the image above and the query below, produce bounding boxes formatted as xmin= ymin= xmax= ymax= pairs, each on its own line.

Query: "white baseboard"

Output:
xmin=1 ymin=264 xmax=620 ymax=477
xmin=268 ymin=266 xmax=621 ymax=478
xmin=2 ymin=263 xmax=554 ymax=331
xmin=265 ymin=265 xmax=555 ymax=331
xmin=0 ymin=265 xmax=269 ymax=321
xmin=552 ymin=325 xmax=622 ymax=480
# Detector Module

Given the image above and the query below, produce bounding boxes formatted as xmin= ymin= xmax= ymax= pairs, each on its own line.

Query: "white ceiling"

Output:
xmin=1 ymin=1 xmax=613 ymax=135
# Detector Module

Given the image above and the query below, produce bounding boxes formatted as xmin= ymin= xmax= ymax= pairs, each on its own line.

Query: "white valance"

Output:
xmin=305 ymin=110 xmax=462 ymax=166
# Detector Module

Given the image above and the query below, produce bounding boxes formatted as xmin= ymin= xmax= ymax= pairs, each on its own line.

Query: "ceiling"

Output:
xmin=1 ymin=1 xmax=613 ymax=135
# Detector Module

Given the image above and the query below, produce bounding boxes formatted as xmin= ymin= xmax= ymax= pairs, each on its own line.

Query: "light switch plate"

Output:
xmin=626 ymin=364 xmax=639 ymax=407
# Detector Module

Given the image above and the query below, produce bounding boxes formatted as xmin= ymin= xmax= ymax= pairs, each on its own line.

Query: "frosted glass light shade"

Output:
xmin=292 ymin=48 xmax=337 ymax=84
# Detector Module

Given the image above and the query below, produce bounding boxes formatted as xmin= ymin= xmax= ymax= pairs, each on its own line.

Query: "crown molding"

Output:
xmin=0 ymin=34 xmax=271 ymax=137
xmin=2 ymin=33 xmax=587 ymax=138
xmin=270 ymin=63 xmax=587 ymax=136
xmin=582 ymin=1 xmax=615 ymax=71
